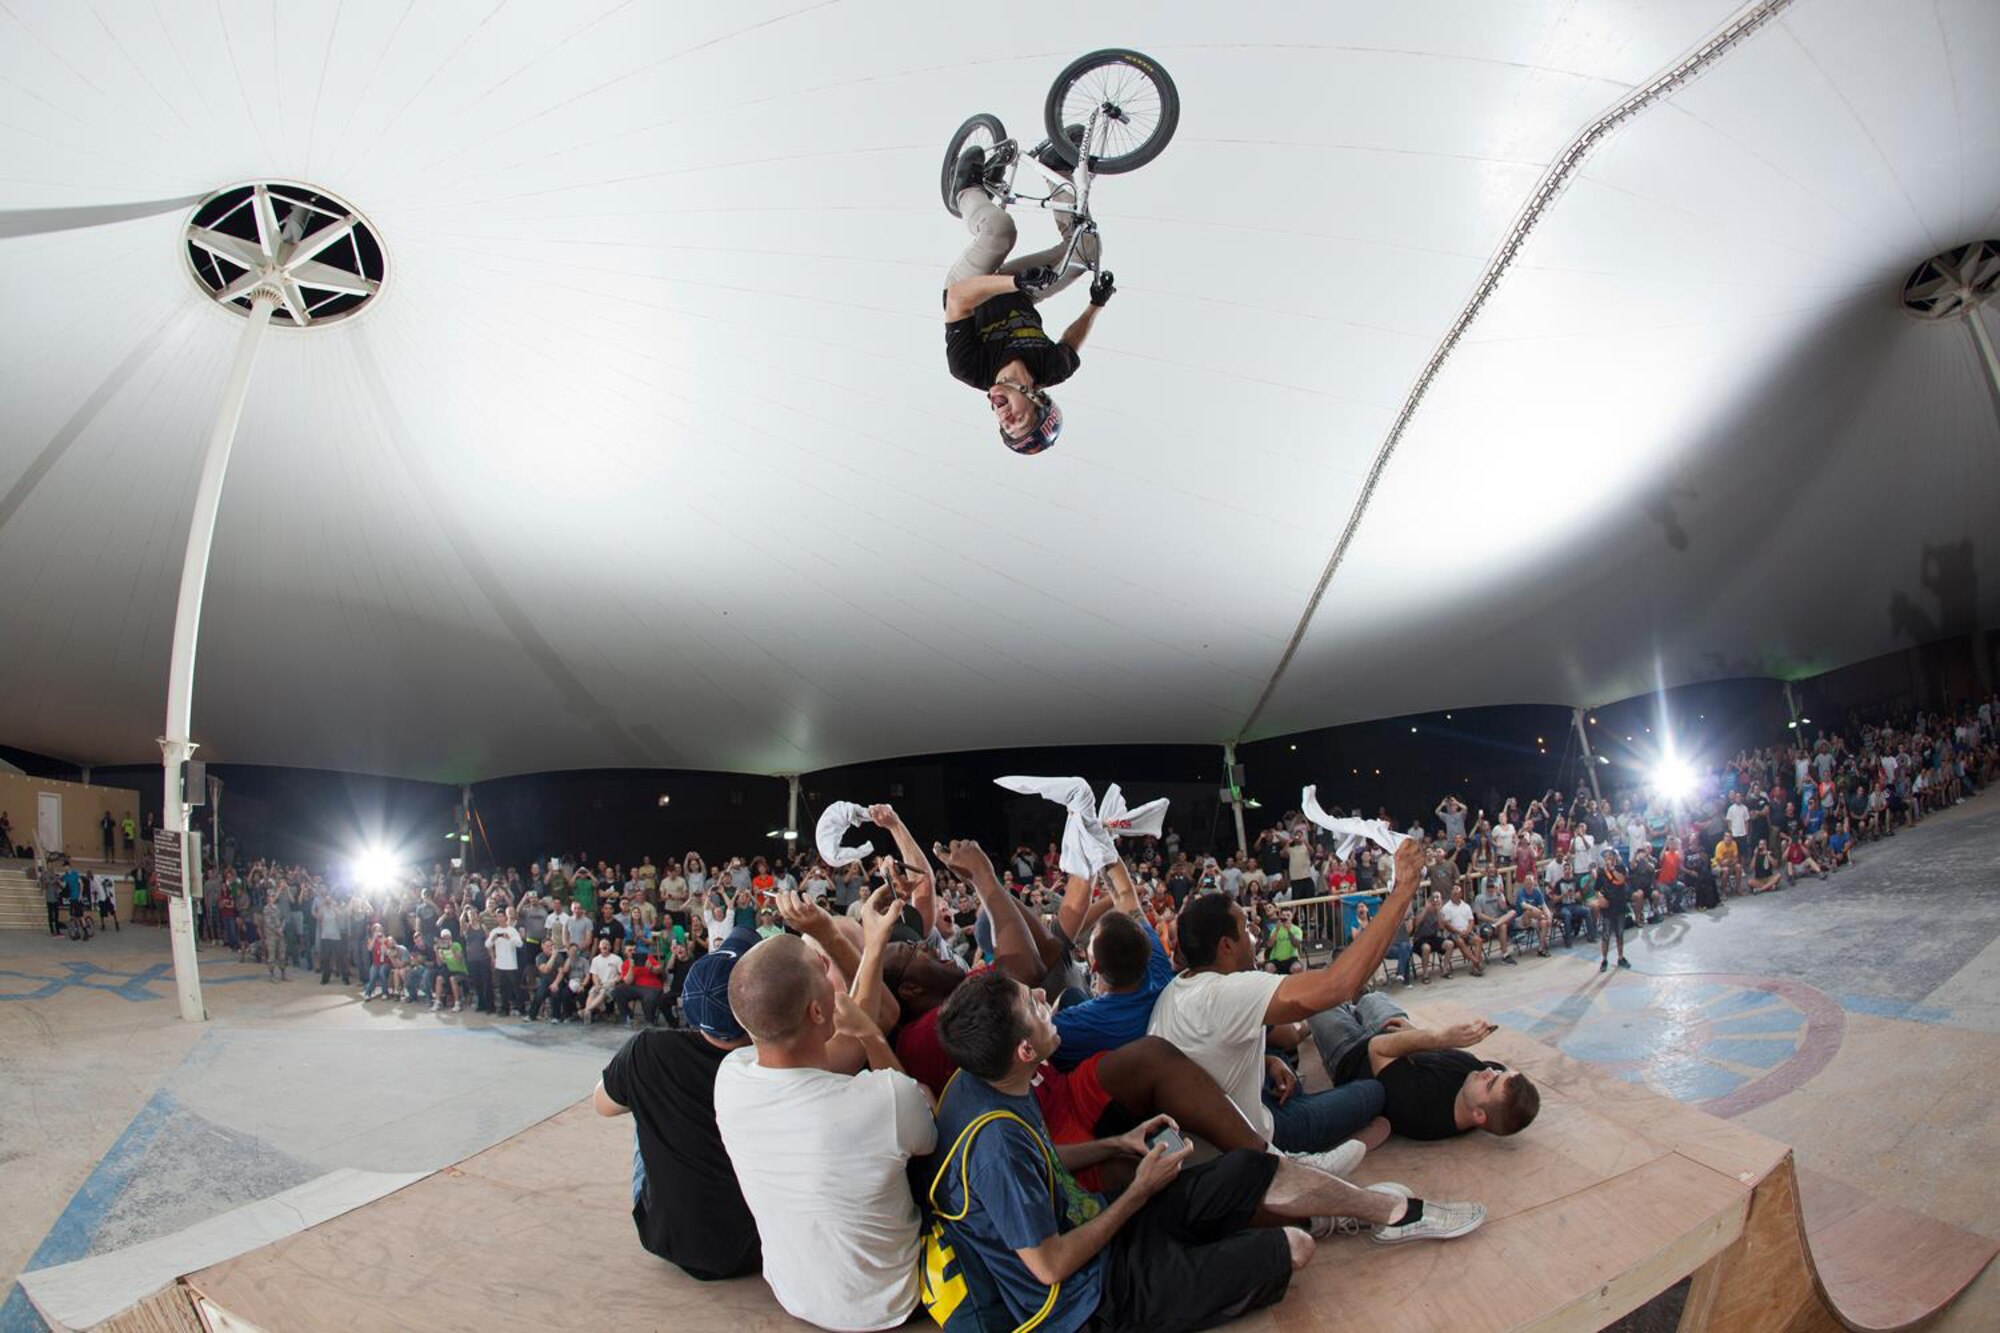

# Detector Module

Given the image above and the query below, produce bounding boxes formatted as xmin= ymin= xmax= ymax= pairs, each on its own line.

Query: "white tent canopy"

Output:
xmin=1 ymin=0 xmax=1996 ymax=783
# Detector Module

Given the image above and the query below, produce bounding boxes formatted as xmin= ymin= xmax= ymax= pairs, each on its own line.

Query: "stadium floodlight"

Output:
xmin=1651 ymin=758 xmax=1697 ymax=803
xmin=355 ymin=847 xmax=400 ymax=891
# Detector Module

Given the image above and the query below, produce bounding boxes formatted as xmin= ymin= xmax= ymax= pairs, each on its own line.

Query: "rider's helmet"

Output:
xmin=995 ymin=382 xmax=1062 ymax=456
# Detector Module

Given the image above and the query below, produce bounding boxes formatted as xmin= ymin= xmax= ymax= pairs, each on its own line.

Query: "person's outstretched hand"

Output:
xmin=867 ymin=803 xmax=903 ymax=830
xmin=1089 ymin=270 xmax=1115 ymax=306
xmin=938 ymin=839 xmax=996 ymax=885
xmin=859 ymin=885 xmax=900 ymax=952
xmin=775 ymin=888 xmax=831 ymax=938
xmin=1442 ymin=1018 xmax=1497 ymax=1049
xmin=1393 ymin=838 xmax=1425 ymax=891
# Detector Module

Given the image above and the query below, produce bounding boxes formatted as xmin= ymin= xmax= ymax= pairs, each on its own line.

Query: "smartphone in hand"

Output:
xmin=1145 ymin=1125 xmax=1187 ymax=1155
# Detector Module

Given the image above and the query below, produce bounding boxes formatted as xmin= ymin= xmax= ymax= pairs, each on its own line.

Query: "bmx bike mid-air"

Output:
xmin=940 ymin=48 xmax=1181 ymax=284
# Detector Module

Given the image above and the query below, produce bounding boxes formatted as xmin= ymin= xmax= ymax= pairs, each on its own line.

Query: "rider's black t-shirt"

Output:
xmin=944 ymin=293 xmax=1080 ymax=390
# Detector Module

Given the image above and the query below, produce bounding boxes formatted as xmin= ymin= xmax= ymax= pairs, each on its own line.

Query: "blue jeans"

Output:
xmin=364 ymin=961 xmax=389 ymax=996
xmin=1262 ymin=1079 xmax=1385 ymax=1152
xmin=1385 ymin=939 xmax=1413 ymax=984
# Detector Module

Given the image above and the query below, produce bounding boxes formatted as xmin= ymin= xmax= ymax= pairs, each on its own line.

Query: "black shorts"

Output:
xmin=1413 ymin=933 xmax=1445 ymax=952
xmin=1090 ymin=1150 xmax=1291 ymax=1333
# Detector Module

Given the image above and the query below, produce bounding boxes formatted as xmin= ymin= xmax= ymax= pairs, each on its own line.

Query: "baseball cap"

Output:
xmin=680 ymin=927 xmax=761 ymax=1042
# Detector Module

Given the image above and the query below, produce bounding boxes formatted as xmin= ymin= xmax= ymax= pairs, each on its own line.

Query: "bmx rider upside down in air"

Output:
xmin=941 ymin=143 xmax=1112 ymax=457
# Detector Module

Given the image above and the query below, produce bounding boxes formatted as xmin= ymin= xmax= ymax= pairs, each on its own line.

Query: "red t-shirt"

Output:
xmin=1656 ymin=849 xmax=1681 ymax=884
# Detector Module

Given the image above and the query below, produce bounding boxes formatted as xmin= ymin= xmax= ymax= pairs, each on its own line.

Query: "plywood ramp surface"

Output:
xmin=184 ymin=1008 xmax=1990 ymax=1333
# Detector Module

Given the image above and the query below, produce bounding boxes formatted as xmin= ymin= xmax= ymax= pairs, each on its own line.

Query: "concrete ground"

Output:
xmin=1400 ymin=789 xmax=2000 ymax=1331
xmin=0 ymin=928 xmax=631 ymax=1331
xmin=1 ymin=790 xmax=1995 ymax=1330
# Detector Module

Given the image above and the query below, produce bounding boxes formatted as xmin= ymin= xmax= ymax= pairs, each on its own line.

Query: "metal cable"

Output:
xmin=1236 ymin=0 xmax=1797 ymax=741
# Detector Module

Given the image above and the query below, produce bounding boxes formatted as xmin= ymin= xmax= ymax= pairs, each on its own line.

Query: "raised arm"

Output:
xmin=1057 ymin=271 xmax=1113 ymax=351
xmin=847 ymin=886 xmax=902 ymax=1034
xmin=1058 ymin=873 xmax=1095 ymax=941
xmin=1365 ymin=1017 xmax=1495 ymax=1076
xmin=1106 ymin=857 xmax=1143 ymax=917
xmin=1263 ymin=839 xmax=1425 ymax=1025
xmin=869 ymin=804 xmax=938 ymax=935
xmin=940 ymin=840 xmax=1042 ymax=985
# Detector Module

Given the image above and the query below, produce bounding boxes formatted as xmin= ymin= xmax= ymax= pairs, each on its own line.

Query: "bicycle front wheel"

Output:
xmin=941 ymin=112 xmax=1008 ymax=217
xmin=1044 ymin=49 xmax=1179 ymax=175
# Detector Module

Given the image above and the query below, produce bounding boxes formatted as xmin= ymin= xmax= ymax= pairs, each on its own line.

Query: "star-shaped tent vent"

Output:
xmin=183 ymin=181 xmax=384 ymax=327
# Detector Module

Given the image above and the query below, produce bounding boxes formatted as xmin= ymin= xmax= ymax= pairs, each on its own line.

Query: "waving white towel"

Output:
xmin=1099 ymin=784 xmax=1169 ymax=840
xmin=1301 ymin=785 xmax=1409 ymax=863
xmin=814 ymin=801 xmax=875 ymax=867
xmin=995 ymin=776 xmax=1168 ymax=879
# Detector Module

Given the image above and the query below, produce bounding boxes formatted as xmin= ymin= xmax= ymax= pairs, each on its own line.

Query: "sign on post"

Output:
xmin=154 ymin=830 xmax=199 ymax=898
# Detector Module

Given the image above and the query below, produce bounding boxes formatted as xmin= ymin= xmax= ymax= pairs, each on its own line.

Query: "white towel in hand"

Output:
xmin=995 ymin=776 xmax=1168 ymax=879
xmin=1099 ymin=784 xmax=1169 ymax=840
xmin=815 ymin=801 xmax=875 ymax=867
xmin=1301 ymin=785 xmax=1409 ymax=864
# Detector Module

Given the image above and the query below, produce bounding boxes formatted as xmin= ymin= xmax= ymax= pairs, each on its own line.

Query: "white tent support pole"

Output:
xmin=1223 ymin=743 xmax=1247 ymax=857
xmin=1966 ymin=305 xmax=2000 ymax=405
xmin=1572 ymin=708 xmax=1603 ymax=804
xmin=1783 ymin=682 xmax=1801 ymax=731
xmin=158 ymin=289 xmax=277 ymax=1024
xmin=786 ymin=775 xmax=801 ymax=839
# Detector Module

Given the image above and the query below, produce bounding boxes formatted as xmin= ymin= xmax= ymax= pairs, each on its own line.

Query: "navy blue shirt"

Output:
xmin=1050 ymin=922 xmax=1173 ymax=1071
xmin=930 ymin=1073 xmax=1104 ymax=1333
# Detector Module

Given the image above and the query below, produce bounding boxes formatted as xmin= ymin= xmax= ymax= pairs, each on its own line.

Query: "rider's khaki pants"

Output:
xmin=945 ymin=187 xmax=1098 ymax=299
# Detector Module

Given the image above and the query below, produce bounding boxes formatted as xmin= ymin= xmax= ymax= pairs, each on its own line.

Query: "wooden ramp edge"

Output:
xmin=163 ymin=1004 xmax=1991 ymax=1333
xmin=1680 ymin=1152 xmax=1997 ymax=1333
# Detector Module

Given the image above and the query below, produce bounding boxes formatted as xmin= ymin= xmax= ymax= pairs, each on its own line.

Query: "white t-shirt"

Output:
xmin=1440 ymin=899 xmax=1474 ymax=934
xmin=714 ymin=1052 xmax=935 ymax=1331
xmin=487 ymin=925 xmax=522 ymax=970
xmin=1725 ymin=803 xmax=1750 ymax=838
xmin=1146 ymin=969 xmax=1285 ymax=1141
xmin=1491 ymin=823 xmax=1516 ymax=858
xmin=588 ymin=953 xmax=622 ymax=988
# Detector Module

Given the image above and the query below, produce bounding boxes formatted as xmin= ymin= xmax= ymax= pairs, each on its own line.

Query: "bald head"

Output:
xmin=727 ymin=934 xmax=828 ymax=1044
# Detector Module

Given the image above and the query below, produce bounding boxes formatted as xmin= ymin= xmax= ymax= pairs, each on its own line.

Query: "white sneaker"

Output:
xmin=1311 ymin=1182 xmax=1411 ymax=1237
xmin=1373 ymin=1196 xmax=1486 ymax=1244
xmin=452 ymin=1001 xmax=462 ymax=1012
xmin=1289 ymin=1139 xmax=1366 ymax=1179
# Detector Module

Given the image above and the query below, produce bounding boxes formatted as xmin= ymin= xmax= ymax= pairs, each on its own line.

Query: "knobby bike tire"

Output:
xmin=1043 ymin=48 xmax=1179 ymax=175
xmin=941 ymin=112 xmax=1007 ymax=217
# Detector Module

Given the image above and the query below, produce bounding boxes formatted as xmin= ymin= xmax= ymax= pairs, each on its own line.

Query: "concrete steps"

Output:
xmin=0 ymin=860 xmax=138 ymax=929
xmin=0 ymin=864 xmax=49 ymax=929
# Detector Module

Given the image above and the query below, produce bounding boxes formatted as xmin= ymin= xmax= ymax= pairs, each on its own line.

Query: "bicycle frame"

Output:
xmin=989 ymin=105 xmax=1106 ymax=279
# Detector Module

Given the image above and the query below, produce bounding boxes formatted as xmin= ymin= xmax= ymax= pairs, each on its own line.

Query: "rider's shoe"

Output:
xmin=1031 ymin=124 xmax=1087 ymax=176
xmin=951 ymin=146 xmax=989 ymax=200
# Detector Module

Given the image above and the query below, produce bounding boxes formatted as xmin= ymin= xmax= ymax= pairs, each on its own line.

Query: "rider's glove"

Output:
xmin=1089 ymin=271 xmax=1115 ymax=307
xmin=1012 ymin=266 xmax=1059 ymax=295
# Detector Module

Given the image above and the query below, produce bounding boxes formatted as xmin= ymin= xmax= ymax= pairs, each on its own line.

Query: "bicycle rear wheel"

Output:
xmin=1044 ymin=49 xmax=1179 ymax=175
xmin=941 ymin=112 xmax=1008 ymax=217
